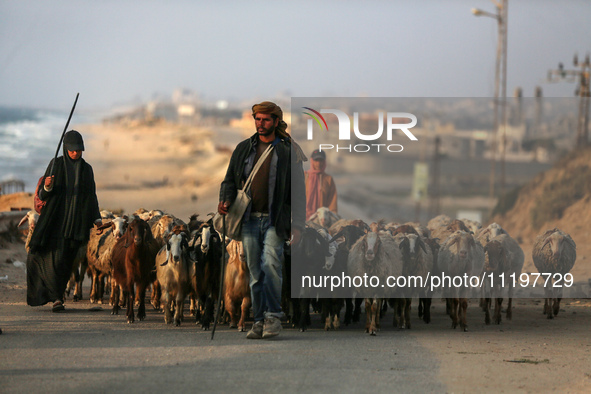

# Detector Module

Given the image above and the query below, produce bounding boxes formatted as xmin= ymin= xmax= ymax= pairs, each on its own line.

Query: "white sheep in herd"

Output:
xmin=347 ymin=222 xmax=403 ymax=335
xmin=437 ymin=230 xmax=485 ymax=332
xmin=532 ymin=228 xmax=576 ymax=319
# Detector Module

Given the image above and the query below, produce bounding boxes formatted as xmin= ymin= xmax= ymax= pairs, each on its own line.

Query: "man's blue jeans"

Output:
xmin=241 ymin=216 xmax=285 ymax=322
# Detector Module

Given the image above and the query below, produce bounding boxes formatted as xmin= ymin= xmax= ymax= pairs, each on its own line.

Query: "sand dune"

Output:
xmin=81 ymin=121 xmax=247 ymax=221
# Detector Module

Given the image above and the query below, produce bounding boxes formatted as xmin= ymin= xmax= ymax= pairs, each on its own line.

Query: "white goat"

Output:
xmin=307 ymin=207 xmax=341 ymax=230
xmin=156 ymin=229 xmax=193 ymax=326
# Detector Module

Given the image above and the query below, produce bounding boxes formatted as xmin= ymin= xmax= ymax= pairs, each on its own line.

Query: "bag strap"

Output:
xmin=242 ymin=144 xmax=274 ymax=193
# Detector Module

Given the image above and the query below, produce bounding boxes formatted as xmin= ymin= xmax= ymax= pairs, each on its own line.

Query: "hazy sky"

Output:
xmin=1 ymin=0 xmax=590 ymax=111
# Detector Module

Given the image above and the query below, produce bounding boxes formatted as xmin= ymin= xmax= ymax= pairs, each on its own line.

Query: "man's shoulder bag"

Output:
xmin=213 ymin=144 xmax=274 ymax=240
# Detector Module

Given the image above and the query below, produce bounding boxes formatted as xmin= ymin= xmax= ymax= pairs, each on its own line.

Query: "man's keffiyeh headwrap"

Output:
xmin=252 ymin=101 xmax=307 ymax=163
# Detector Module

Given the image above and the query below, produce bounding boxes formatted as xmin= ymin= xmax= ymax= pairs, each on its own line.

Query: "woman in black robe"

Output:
xmin=27 ymin=130 xmax=101 ymax=312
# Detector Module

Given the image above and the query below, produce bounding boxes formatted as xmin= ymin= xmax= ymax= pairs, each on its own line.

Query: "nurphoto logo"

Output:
xmin=303 ymin=107 xmax=418 ymax=154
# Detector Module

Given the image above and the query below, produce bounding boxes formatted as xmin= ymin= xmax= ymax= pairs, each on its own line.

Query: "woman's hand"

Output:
xmin=44 ymin=176 xmax=54 ymax=190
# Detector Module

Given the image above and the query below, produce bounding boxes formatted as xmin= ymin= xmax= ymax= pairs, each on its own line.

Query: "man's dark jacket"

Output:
xmin=219 ymin=133 xmax=306 ymax=240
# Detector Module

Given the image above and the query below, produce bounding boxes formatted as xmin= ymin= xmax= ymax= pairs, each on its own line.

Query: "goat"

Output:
xmin=223 ymin=240 xmax=251 ymax=332
xmin=316 ymin=228 xmax=341 ymax=331
xmin=86 ymin=216 xmax=128 ymax=304
xmin=148 ymin=214 xmax=188 ymax=309
xmin=289 ymin=226 xmax=332 ymax=332
xmin=329 ymin=225 xmax=368 ymax=326
xmin=437 ymin=231 xmax=485 ymax=332
xmin=155 ymin=226 xmax=192 ymax=326
xmin=347 ymin=222 xmax=403 ymax=335
xmin=532 ymin=228 xmax=576 ymax=319
xmin=392 ymin=233 xmax=433 ymax=328
xmin=110 ymin=218 xmax=160 ymax=323
xmin=18 ymin=210 xmax=39 ymax=252
xmin=190 ymin=218 xmax=223 ymax=330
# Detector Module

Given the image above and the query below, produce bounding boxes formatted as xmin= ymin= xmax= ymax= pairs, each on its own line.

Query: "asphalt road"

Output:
xmin=0 ymin=300 xmax=444 ymax=393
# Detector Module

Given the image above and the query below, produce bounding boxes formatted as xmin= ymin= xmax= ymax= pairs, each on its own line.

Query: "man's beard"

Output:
xmin=257 ymin=125 xmax=275 ymax=137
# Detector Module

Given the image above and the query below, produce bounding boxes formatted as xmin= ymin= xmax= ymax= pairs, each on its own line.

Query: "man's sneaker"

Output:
xmin=246 ymin=320 xmax=264 ymax=339
xmin=262 ymin=317 xmax=282 ymax=339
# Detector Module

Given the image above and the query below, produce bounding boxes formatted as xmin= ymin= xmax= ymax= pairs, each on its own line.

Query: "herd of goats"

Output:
xmin=17 ymin=205 xmax=577 ymax=335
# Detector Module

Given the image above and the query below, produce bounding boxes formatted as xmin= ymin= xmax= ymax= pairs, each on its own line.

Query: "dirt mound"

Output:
xmin=491 ymin=147 xmax=591 ymax=278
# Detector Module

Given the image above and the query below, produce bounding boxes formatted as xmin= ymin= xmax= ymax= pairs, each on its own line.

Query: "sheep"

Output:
xmin=437 ymin=231 xmax=485 ymax=332
xmin=431 ymin=219 xmax=472 ymax=243
xmin=388 ymin=224 xmax=419 ymax=237
xmin=427 ymin=214 xmax=451 ymax=234
xmin=17 ymin=210 xmax=39 ymax=252
xmin=477 ymin=224 xmax=524 ymax=320
xmin=223 ymin=239 xmax=251 ymax=332
xmin=328 ymin=218 xmax=369 ymax=237
xmin=100 ymin=210 xmax=115 ymax=220
xmin=307 ymin=207 xmax=341 ymax=230
xmin=476 ymin=222 xmax=507 ymax=242
xmin=155 ymin=226 xmax=193 ymax=326
xmin=532 ymin=228 xmax=576 ymax=319
xmin=461 ymin=219 xmax=482 ymax=235
xmin=481 ymin=239 xmax=510 ymax=325
xmin=347 ymin=222 xmax=403 ymax=335
xmin=392 ymin=233 xmax=434 ymax=328
xmin=110 ymin=218 xmax=160 ymax=323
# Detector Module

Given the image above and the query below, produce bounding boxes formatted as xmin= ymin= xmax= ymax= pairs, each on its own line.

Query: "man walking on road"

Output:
xmin=218 ymin=101 xmax=306 ymax=339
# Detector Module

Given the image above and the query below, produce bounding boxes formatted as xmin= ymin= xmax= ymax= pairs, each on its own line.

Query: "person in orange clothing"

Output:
xmin=305 ymin=149 xmax=338 ymax=220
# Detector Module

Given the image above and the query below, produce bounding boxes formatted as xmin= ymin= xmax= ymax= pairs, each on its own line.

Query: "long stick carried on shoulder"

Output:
xmin=49 ymin=93 xmax=80 ymax=175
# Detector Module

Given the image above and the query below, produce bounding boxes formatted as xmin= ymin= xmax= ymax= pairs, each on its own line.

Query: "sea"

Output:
xmin=0 ymin=106 xmax=103 ymax=193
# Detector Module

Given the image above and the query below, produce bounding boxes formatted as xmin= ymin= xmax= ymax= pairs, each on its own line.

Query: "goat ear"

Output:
xmin=309 ymin=212 xmax=318 ymax=221
xmin=123 ymin=225 xmax=133 ymax=248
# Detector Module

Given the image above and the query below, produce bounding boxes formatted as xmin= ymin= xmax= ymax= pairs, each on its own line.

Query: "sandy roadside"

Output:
xmin=80 ymin=121 xmax=246 ymax=221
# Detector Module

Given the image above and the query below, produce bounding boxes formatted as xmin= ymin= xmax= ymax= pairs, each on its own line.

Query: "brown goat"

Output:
xmin=223 ymin=240 xmax=251 ymax=332
xmin=111 ymin=218 xmax=160 ymax=323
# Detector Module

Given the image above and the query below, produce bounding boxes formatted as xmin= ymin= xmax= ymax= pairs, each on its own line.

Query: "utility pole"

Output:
xmin=472 ymin=0 xmax=509 ymax=202
xmin=429 ymin=136 xmax=441 ymax=217
xmin=547 ymin=53 xmax=591 ymax=147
